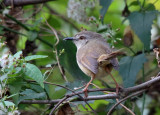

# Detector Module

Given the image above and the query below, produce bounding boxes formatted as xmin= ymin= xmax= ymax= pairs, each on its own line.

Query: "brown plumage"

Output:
xmin=64 ymin=31 xmax=123 ymax=97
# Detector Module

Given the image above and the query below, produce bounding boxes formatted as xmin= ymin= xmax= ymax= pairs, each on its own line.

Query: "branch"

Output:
xmin=21 ymin=75 xmax=160 ymax=104
xmin=122 ymin=75 xmax=160 ymax=95
xmin=49 ymin=96 xmax=68 ymax=115
xmin=2 ymin=0 xmax=54 ymax=7
xmin=20 ymin=94 xmax=118 ymax=104
xmin=115 ymin=99 xmax=135 ymax=115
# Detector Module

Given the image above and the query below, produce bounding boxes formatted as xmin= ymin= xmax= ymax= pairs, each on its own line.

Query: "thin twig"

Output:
xmin=141 ymin=63 xmax=145 ymax=114
xmin=43 ymin=81 xmax=97 ymax=114
xmin=116 ymin=99 xmax=135 ymax=115
xmin=11 ymin=0 xmax=14 ymax=8
xmin=27 ymin=80 xmax=115 ymax=94
xmin=3 ymin=0 xmax=54 ymax=7
xmin=45 ymin=19 xmax=68 ymax=82
xmin=107 ymin=89 xmax=146 ymax=115
xmin=27 ymin=79 xmax=98 ymax=114
xmin=49 ymin=96 xmax=68 ymax=115
xmin=30 ymin=4 xmax=43 ymax=17
xmin=46 ymin=83 xmax=98 ymax=115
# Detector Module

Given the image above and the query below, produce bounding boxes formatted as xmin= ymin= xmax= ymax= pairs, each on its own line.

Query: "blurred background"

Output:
xmin=0 ymin=0 xmax=160 ymax=114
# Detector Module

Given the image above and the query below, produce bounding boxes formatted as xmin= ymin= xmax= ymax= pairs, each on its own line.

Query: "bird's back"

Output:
xmin=76 ymin=38 xmax=119 ymax=77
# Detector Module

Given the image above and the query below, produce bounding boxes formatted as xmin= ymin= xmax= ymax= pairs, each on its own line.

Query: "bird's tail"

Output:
xmin=97 ymin=49 xmax=125 ymax=70
xmin=106 ymin=49 xmax=125 ymax=60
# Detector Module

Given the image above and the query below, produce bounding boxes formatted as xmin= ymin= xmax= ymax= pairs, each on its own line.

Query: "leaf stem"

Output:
xmin=5 ymin=14 xmax=30 ymax=31
xmin=141 ymin=63 xmax=145 ymax=115
xmin=125 ymin=46 xmax=136 ymax=55
xmin=0 ymin=25 xmax=27 ymax=36
xmin=142 ymin=0 xmax=145 ymax=8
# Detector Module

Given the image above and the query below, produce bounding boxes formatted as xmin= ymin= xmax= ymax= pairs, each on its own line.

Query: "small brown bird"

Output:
xmin=64 ymin=31 xmax=123 ymax=96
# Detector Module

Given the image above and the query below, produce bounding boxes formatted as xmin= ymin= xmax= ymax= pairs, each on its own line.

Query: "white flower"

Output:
xmin=0 ymin=53 xmax=9 ymax=69
xmin=8 ymin=110 xmax=20 ymax=115
xmin=88 ymin=16 xmax=96 ymax=22
xmin=0 ymin=53 xmax=14 ymax=70
xmin=67 ymin=0 xmax=98 ymax=23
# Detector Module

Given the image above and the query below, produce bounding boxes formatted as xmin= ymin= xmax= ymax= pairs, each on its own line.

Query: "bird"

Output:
xmin=64 ymin=31 xmax=123 ymax=97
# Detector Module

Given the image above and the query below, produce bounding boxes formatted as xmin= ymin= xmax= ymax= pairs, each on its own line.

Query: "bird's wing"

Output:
xmin=80 ymin=53 xmax=98 ymax=74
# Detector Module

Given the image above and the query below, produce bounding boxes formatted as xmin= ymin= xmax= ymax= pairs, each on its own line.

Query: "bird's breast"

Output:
xmin=77 ymin=59 xmax=94 ymax=77
xmin=77 ymin=58 xmax=108 ymax=78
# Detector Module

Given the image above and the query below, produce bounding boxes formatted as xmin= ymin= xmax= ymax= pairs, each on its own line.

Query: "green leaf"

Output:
xmin=32 ymin=18 xmax=43 ymax=29
xmin=128 ymin=11 xmax=157 ymax=50
xmin=19 ymin=89 xmax=46 ymax=103
xmin=119 ymin=54 xmax=147 ymax=88
xmin=0 ymin=74 xmax=7 ymax=81
xmin=24 ymin=55 xmax=48 ymax=61
xmin=146 ymin=3 xmax=156 ymax=11
xmin=58 ymin=40 xmax=89 ymax=81
xmin=28 ymin=31 xmax=38 ymax=41
xmin=0 ymin=101 xmax=15 ymax=107
xmin=24 ymin=63 xmax=44 ymax=88
xmin=128 ymin=1 xmax=139 ymax=7
xmin=8 ymin=77 xmax=23 ymax=105
xmin=105 ymin=99 xmax=116 ymax=111
xmin=30 ymin=84 xmax=45 ymax=93
xmin=13 ymin=51 xmax=22 ymax=59
xmin=100 ymin=0 xmax=112 ymax=22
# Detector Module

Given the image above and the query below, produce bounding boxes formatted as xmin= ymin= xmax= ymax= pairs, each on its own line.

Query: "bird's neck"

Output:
xmin=76 ymin=40 xmax=89 ymax=50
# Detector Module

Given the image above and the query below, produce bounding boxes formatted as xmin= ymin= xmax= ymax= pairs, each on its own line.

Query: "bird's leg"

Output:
xmin=106 ymin=68 xmax=120 ymax=94
xmin=83 ymin=75 xmax=95 ymax=97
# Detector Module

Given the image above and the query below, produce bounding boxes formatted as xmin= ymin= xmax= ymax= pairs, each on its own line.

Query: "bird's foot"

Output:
xmin=116 ymin=85 xmax=122 ymax=94
xmin=83 ymin=87 xmax=88 ymax=97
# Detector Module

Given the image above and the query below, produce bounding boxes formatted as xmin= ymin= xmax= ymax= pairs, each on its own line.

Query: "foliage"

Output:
xmin=0 ymin=0 xmax=160 ymax=114
xmin=119 ymin=53 xmax=147 ymax=88
xmin=128 ymin=11 xmax=158 ymax=50
xmin=100 ymin=0 xmax=113 ymax=22
xmin=0 ymin=51 xmax=47 ymax=114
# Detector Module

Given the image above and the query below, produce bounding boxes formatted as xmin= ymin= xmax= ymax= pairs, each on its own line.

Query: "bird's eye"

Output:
xmin=79 ymin=36 xmax=85 ymax=40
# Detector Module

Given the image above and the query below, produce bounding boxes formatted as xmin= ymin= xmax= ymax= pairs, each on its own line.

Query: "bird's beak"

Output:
xmin=63 ymin=37 xmax=75 ymax=41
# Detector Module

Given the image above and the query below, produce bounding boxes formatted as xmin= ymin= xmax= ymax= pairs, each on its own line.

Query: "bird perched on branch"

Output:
xmin=64 ymin=31 xmax=123 ymax=97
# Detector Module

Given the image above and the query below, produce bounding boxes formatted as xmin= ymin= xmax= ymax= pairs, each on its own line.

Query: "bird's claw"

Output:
xmin=116 ymin=85 xmax=123 ymax=94
xmin=83 ymin=88 xmax=88 ymax=97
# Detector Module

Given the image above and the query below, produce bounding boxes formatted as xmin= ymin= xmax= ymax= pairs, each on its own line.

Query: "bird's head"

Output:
xmin=64 ymin=31 xmax=103 ymax=49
